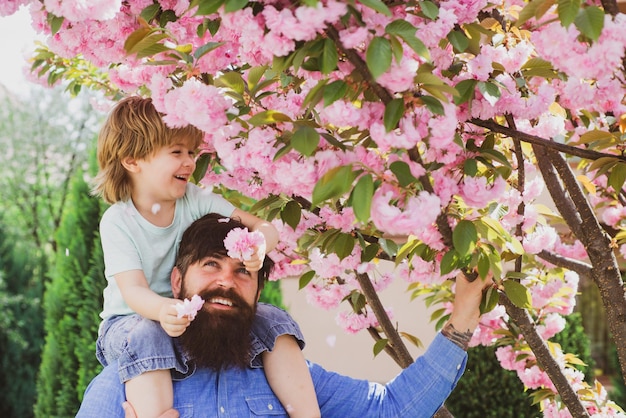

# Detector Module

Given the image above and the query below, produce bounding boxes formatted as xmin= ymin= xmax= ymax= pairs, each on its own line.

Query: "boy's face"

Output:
xmin=133 ymin=140 xmax=197 ymax=202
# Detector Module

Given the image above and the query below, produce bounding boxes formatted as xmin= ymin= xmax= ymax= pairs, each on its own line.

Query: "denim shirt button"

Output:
xmin=268 ymin=403 xmax=274 ymax=410
xmin=456 ymin=364 xmax=461 ymax=370
xmin=220 ymin=406 xmax=225 ymax=413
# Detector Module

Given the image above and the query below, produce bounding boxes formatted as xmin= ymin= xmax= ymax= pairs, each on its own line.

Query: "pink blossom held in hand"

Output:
xmin=175 ymin=295 xmax=204 ymax=320
xmin=223 ymin=227 xmax=266 ymax=261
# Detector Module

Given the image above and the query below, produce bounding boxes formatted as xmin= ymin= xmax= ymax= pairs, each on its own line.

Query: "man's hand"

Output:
xmin=450 ymin=271 xmax=493 ymax=330
xmin=158 ymin=300 xmax=191 ymax=337
xmin=122 ymin=401 xmax=179 ymax=418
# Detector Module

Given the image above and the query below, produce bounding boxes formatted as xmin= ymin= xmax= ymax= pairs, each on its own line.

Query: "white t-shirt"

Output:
xmin=99 ymin=183 xmax=235 ymax=319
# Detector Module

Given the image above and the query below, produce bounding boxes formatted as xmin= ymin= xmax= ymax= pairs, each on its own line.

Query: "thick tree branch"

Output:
xmin=532 ymin=145 xmax=587 ymax=239
xmin=355 ymin=272 xmax=414 ymax=368
xmin=500 ymin=294 xmax=590 ymax=417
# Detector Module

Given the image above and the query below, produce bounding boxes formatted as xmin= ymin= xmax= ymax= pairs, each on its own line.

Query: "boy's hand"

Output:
xmin=158 ymin=300 xmax=191 ymax=337
xmin=243 ymin=245 xmax=265 ymax=272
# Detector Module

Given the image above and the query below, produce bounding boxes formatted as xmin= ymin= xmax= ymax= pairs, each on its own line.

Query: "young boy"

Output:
xmin=92 ymin=96 xmax=320 ymax=417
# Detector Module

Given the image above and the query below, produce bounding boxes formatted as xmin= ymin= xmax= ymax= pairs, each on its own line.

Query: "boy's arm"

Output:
xmin=262 ymin=335 xmax=321 ymax=418
xmin=115 ymin=270 xmax=189 ymax=337
xmin=231 ymin=208 xmax=279 ymax=252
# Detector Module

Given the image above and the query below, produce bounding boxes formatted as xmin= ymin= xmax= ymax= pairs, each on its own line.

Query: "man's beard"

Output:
xmin=177 ymin=287 xmax=256 ymax=371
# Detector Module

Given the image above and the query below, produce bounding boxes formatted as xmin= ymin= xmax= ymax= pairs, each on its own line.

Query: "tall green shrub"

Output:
xmin=0 ymin=227 xmax=43 ymax=418
xmin=34 ymin=168 xmax=105 ymax=418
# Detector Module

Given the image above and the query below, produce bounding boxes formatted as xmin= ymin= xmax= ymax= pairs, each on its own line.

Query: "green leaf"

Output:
xmin=299 ymin=270 xmax=316 ymax=289
xmin=373 ymin=338 xmax=389 ymax=357
xmin=126 ymin=32 xmax=170 ymax=56
xmin=366 ymin=37 xmax=392 ymax=79
xmin=191 ymin=153 xmax=210 ymax=183
xmin=321 ymin=38 xmax=338 ymax=74
xmin=323 ymin=80 xmax=348 ymax=107
xmin=352 ymin=174 xmax=374 ymax=222
xmin=477 ymin=81 xmax=501 ymax=104
xmin=124 ymin=27 xmax=152 ymax=53
xmin=419 ymin=95 xmax=444 ymax=115
xmin=383 ymin=98 xmax=404 ymax=132
xmin=311 ymin=165 xmax=356 ymax=207
xmin=379 ymin=238 xmax=398 ymax=257
xmin=574 ymin=6 xmax=604 ymax=41
xmin=359 ymin=0 xmax=391 ymax=16
xmin=194 ymin=41 xmax=224 ymax=60
xmin=224 ymin=0 xmax=248 ymax=13
xmin=515 ymin=0 xmax=543 ymax=27
xmin=453 ymin=79 xmax=477 ymax=105
xmin=140 ymin=3 xmax=161 ymax=22
xmin=47 ymin=14 xmax=65 ymax=36
xmin=453 ymin=220 xmax=477 ymax=257
xmin=557 ymin=0 xmax=581 ymax=27
xmin=385 ymin=20 xmax=429 ymax=60
xmin=333 ymin=233 xmax=355 ymax=260
xmin=609 ymin=163 xmax=626 ymax=194
xmin=291 ymin=126 xmax=320 ymax=157
xmin=440 ymin=250 xmax=460 ymax=275
xmin=247 ymin=110 xmax=293 ymax=126
xmin=247 ymin=66 xmax=267 ymax=90
xmin=503 ymin=280 xmax=532 ymax=309
xmin=281 ymin=200 xmax=302 ymax=230
xmin=389 ymin=161 xmax=417 ymax=187
xmin=362 ymin=243 xmax=380 ymax=262
xmin=447 ymin=29 xmax=469 ymax=53
xmin=215 ymin=71 xmax=245 ymax=94
xmin=194 ymin=0 xmax=225 ymax=15
xmin=420 ymin=1 xmax=439 ymax=19
xmin=480 ymin=286 xmax=499 ymax=314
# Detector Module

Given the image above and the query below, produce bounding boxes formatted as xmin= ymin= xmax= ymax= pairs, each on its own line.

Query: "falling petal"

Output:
xmin=151 ymin=203 xmax=161 ymax=214
xmin=326 ymin=334 xmax=337 ymax=348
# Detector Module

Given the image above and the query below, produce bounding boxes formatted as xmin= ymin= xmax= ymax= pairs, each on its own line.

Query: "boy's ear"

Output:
xmin=121 ymin=157 xmax=140 ymax=172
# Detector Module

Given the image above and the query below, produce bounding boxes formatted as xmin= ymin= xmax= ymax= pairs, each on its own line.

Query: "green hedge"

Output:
xmin=446 ymin=312 xmax=593 ymax=417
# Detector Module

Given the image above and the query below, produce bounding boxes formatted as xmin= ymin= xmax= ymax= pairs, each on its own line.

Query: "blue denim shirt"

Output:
xmin=76 ymin=333 xmax=466 ymax=417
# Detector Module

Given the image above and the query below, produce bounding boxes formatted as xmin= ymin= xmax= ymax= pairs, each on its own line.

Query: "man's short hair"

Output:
xmin=175 ymin=213 xmax=273 ymax=291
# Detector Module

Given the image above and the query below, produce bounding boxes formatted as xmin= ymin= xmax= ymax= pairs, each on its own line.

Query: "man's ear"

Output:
xmin=121 ymin=156 xmax=140 ymax=173
xmin=171 ymin=267 xmax=182 ymax=298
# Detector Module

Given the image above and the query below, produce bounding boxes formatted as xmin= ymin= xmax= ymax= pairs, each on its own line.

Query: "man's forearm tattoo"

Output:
xmin=441 ymin=322 xmax=473 ymax=351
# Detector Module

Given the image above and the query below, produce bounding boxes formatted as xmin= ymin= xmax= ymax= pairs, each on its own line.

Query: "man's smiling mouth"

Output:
xmin=209 ymin=297 xmax=233 ymax=307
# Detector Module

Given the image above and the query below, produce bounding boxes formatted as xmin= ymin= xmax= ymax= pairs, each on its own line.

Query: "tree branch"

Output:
xmin=536 ymin=250 xmax=593 ymax=279
xmin=470 ymin=118 xmax=626 ymax=163
xmin=500 ymin=293 xmax=590 ymax=417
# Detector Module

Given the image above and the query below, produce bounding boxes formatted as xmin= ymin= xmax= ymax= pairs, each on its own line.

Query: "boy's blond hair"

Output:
xmin=92 ymin=96 xmax=204 ymax=204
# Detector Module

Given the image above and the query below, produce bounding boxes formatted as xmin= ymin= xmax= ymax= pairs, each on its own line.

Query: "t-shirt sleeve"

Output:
xmin=248 ymin=303 xmax=305 ymax=368
xmin=100 ymin=209 xmax=143 ymax=278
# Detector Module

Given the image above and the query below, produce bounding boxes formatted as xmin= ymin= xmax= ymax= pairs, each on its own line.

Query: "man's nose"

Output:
xmin=216 ymin=271 xmax=235 ymax=288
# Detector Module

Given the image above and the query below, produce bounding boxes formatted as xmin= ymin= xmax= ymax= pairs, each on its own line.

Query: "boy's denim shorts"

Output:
xmin=96 ymin=303 xmax=305 ymax=383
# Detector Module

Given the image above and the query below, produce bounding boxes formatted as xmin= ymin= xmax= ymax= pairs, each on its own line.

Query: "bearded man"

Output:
xmin=77 ymin=213 xmax=490 ymax=418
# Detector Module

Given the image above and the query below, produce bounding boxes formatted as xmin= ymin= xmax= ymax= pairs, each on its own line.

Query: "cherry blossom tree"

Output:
xmin=6 ymin=0 xmax=626 ymax=416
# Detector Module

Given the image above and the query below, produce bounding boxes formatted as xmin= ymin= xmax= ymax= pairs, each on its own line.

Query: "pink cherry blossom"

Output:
xmin=223 ymin=227 xmax=266 ymax=261
xmin=175 ymin=295 xmax=204 ymax=320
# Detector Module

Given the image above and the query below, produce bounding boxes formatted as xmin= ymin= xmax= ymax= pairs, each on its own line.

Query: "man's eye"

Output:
xmin=204 ymin=260 xmax=217 ymax=267
xmin=237 ymin=268 xmax=251 ymax=276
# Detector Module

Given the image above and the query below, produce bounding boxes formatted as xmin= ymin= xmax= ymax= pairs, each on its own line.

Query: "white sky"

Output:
xmin=0 ymin=7 xmax=45 ymax=97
